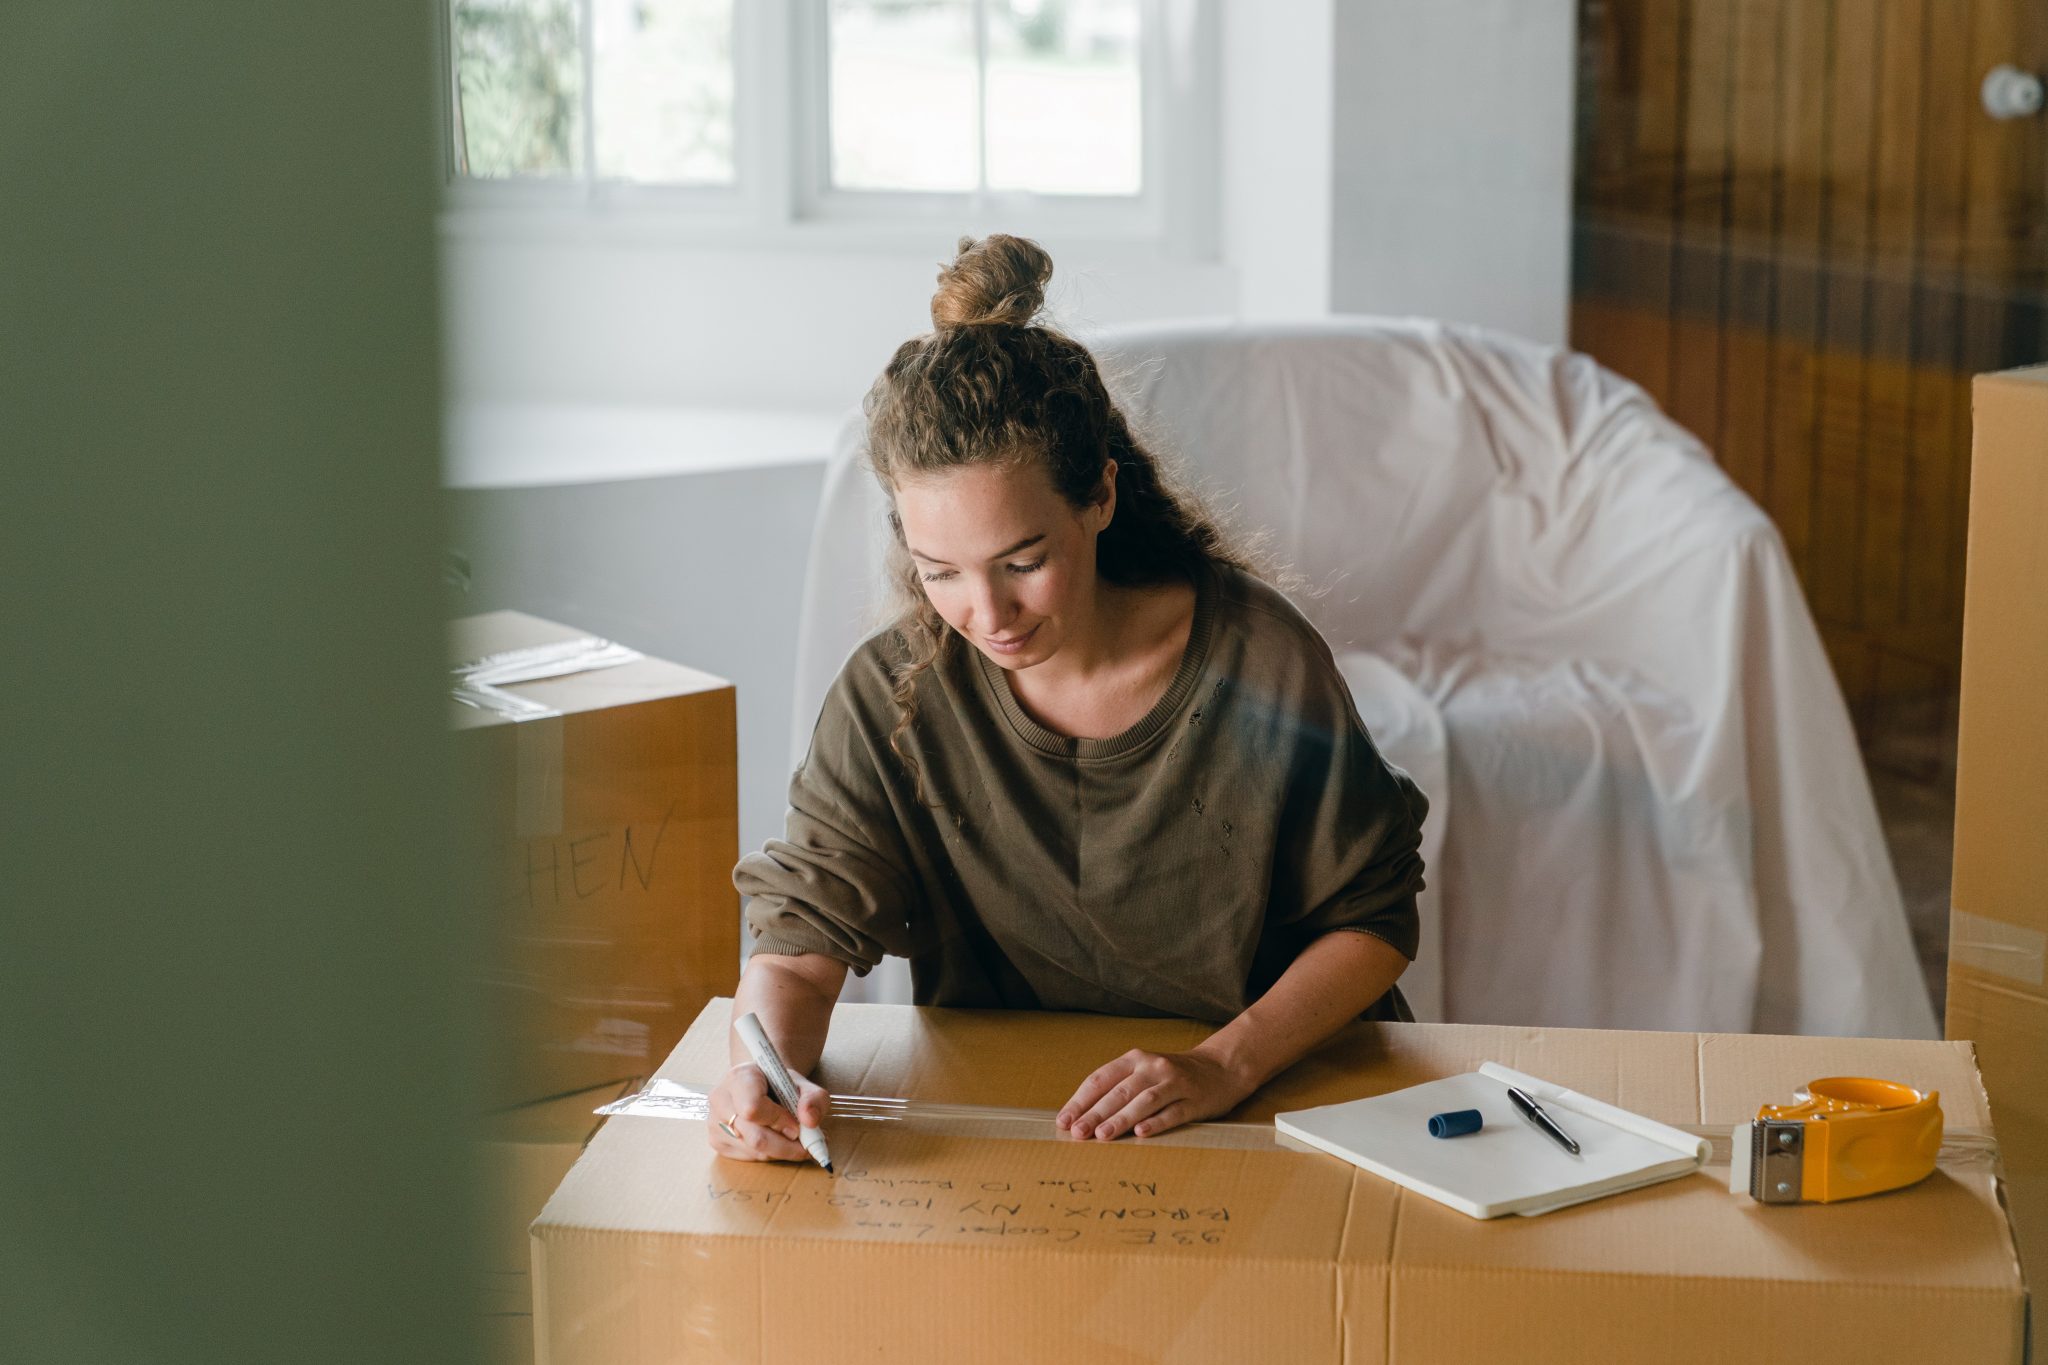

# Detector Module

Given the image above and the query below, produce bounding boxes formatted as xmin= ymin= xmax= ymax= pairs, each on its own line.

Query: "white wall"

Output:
xmin=1222 ymin=0 xmax=1336 ymax=320
xmin=442 ymin=233 xmax=1240 ymax=410
xmin=446 ymin=460 xmax=829 ymax=865
xmin=1328 ymin=0 xmax=1577 ymax=344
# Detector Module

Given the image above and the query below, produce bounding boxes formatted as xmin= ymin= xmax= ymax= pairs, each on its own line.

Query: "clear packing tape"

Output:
xmin=450 ymin=635 xmax=644 ymax=722
xmin=600 ymin=1078 xmax=1275 ymax=1151
xmin=598 ymin=1078 xmax=2006 ymax=1175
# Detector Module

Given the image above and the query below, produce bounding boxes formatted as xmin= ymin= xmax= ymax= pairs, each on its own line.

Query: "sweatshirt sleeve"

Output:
xmin=734 ymin=654 xmax=923 ymax=977
xmin=1267 ymin=640 xmax=1428 ymax=962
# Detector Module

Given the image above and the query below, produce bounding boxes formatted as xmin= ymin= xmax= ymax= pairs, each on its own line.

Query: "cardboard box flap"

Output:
xmin=671 ymin=1002 xmax=1994 ymax=1130
xmin=482 ymin=1081 xmax=629 ymax=1148
xmin=545 ymin=1112 xmax=1375 ymax=1261
xmin=1695 ymin=1030 xmax=1991 ymax=1127
xmin=1248 ymin=1020 xmax=1701 ymax=1127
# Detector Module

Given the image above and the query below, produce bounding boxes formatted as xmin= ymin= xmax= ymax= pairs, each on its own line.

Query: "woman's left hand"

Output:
xmin=1055 ymin=1047 xmax=1255 ymax=1141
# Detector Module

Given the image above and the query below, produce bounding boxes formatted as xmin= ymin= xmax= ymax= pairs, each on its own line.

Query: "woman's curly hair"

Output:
xmin=862 ymin=234 xmax=1259 ymax=799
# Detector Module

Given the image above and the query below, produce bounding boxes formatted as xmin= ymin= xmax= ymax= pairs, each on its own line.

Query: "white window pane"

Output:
xmin=592 ymin=0 xmax=735 ymax=185
xmin=453 ymin=0 xmax=585 ymax=178
xmin=987 ymin=0 xmax=1141 ymax=195
xmin=829 ymin=0 xmax=977 ymax=192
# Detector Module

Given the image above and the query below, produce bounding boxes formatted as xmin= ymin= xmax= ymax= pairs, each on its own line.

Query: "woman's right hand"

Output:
xmin=706 ymin=1061 xmax=832 ymax=1163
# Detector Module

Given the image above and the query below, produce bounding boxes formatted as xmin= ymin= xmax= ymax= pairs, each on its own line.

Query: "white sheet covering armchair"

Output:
xmin=784 ymin=317 xmax=1936 ymax=1039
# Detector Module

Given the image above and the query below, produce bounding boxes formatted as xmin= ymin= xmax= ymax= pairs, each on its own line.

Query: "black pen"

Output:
xmin=1506 ymin=1085 xmax=1581 ymax=1155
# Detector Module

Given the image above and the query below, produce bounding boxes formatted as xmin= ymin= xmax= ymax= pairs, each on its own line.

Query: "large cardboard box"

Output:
xmin=1950 ymin=364 xmax=2048 ymax=1357
xmin=453 ymin=610 xmax=740 ymax=1108
xmin=534 ymin=1001 xmax=2027 ymax=1363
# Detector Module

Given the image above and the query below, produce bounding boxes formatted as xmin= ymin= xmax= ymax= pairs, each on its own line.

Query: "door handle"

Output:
xmin=1982 ymin=64 xmax=2044 ymax=120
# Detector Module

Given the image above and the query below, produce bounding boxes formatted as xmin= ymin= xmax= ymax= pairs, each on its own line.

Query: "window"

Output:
xmin=822 ymin=1 xmax=1142 ymax=196
xmin=449 ymin=0 xmax=736 ymax=185
xmin=441 ymin=0 xmax=1214 ymax=250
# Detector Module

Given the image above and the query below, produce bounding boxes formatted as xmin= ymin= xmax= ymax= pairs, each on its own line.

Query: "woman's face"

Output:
xmin=894 ymin=457 xmax=1114 ymax=672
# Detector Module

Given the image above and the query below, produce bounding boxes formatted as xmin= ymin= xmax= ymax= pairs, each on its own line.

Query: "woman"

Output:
xmin=709 ymin=235 xmax=1426 ymax=1161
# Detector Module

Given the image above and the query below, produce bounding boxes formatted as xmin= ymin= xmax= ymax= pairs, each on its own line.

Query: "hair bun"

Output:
xmin=931 ymin=234 xmax=1052 ymax=330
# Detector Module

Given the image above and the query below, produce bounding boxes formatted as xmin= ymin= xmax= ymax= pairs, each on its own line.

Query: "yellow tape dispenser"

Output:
xmin=1731 ymin=1078 xmax=1942 ymax=1204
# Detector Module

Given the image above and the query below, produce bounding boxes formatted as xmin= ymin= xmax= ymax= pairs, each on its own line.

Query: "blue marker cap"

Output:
xmin=1428 ymin=1108 xmax=1484 ymax=1139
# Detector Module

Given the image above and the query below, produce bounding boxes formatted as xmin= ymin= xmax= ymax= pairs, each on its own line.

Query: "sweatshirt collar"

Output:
xmin=974 ymin=560 xmax=1219 ymax=760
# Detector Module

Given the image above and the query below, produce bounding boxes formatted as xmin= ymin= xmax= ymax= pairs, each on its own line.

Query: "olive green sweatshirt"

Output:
xmin=737 ymin=560 xmax=1426 ymax=1023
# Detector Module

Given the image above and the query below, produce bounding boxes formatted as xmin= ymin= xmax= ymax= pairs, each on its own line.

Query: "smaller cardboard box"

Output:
xmin=476 ymin=1078 xmax=634 ymax=1364
xmin=1950 ymin=364 xmax=2048 ymax=1358
xmin=452 ymin=610 xmax=741 ymax=1109
xmin=534 ymin=1001 xmax=2027 ymax=1364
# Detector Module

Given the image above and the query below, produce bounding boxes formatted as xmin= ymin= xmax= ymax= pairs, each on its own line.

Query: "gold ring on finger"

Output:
xmin=718 ymin=1117 xmax=740 ymax=1140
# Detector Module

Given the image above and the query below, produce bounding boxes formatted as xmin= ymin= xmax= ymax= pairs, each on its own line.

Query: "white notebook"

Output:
xmin=1274 ymin=1063 xmax=1711 ymax=1219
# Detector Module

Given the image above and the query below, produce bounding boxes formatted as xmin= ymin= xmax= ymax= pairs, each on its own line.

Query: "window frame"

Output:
xmin=436 ymin=0 xmax=1218 ymax=260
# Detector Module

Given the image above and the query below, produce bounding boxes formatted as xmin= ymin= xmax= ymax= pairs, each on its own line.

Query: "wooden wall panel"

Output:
xmin=1811 ymin=0 xmax=1879 ymax=692
xmin=1860 ymin=0 xmax=1927 ymax=642
xmin=1719 ymin=0 xmax=1781 ymax=500
xmin=1766 ymin=0 xmax=1833 ymax=576
xmin=1577 ymin=0 xmax=1689 ymax=408
xmin=1571 ymin=0 xmax=2046 ymax=709
xmin=1669 ymin=0 xmax=1735 ymax=451
xmin=1904 ymin=0 xmax=1973 ymax=633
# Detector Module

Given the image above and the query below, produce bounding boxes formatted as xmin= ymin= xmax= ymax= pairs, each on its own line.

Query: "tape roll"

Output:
xmin=1428 ymin=1109 xmax=1484 ymax=1139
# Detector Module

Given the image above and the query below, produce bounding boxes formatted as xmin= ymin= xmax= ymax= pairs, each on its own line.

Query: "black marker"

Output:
xmin=1506 ymin=1085 xmax=1581 ymax=1156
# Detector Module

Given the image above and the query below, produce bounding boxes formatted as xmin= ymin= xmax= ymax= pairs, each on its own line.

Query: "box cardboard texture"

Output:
xmin=1950 ymin=364 xmax=2048 ymax=1356
xmin=453 ymin=611 xmax=739 ymax=1108
xmin=478 ymin=1079 xmax=633 ymax=1319
xmin=477 ymin=1078 xmax=635 ymax=1365
xmin=533 ymin=1001 xmax=2026 ymax=1364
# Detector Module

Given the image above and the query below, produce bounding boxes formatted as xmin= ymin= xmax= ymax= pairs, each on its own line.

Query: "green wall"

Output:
xmin=2 ymin=8 xmax=477 ymax=1362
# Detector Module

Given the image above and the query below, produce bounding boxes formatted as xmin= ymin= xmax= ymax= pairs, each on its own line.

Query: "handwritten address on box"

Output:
xmin=704 ymin=1168 xmax=1235 ymax=1251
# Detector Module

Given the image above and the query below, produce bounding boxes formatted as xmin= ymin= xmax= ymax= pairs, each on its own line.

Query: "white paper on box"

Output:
xmin=1274 ymin=1062 xmax=1711 ymax=1218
